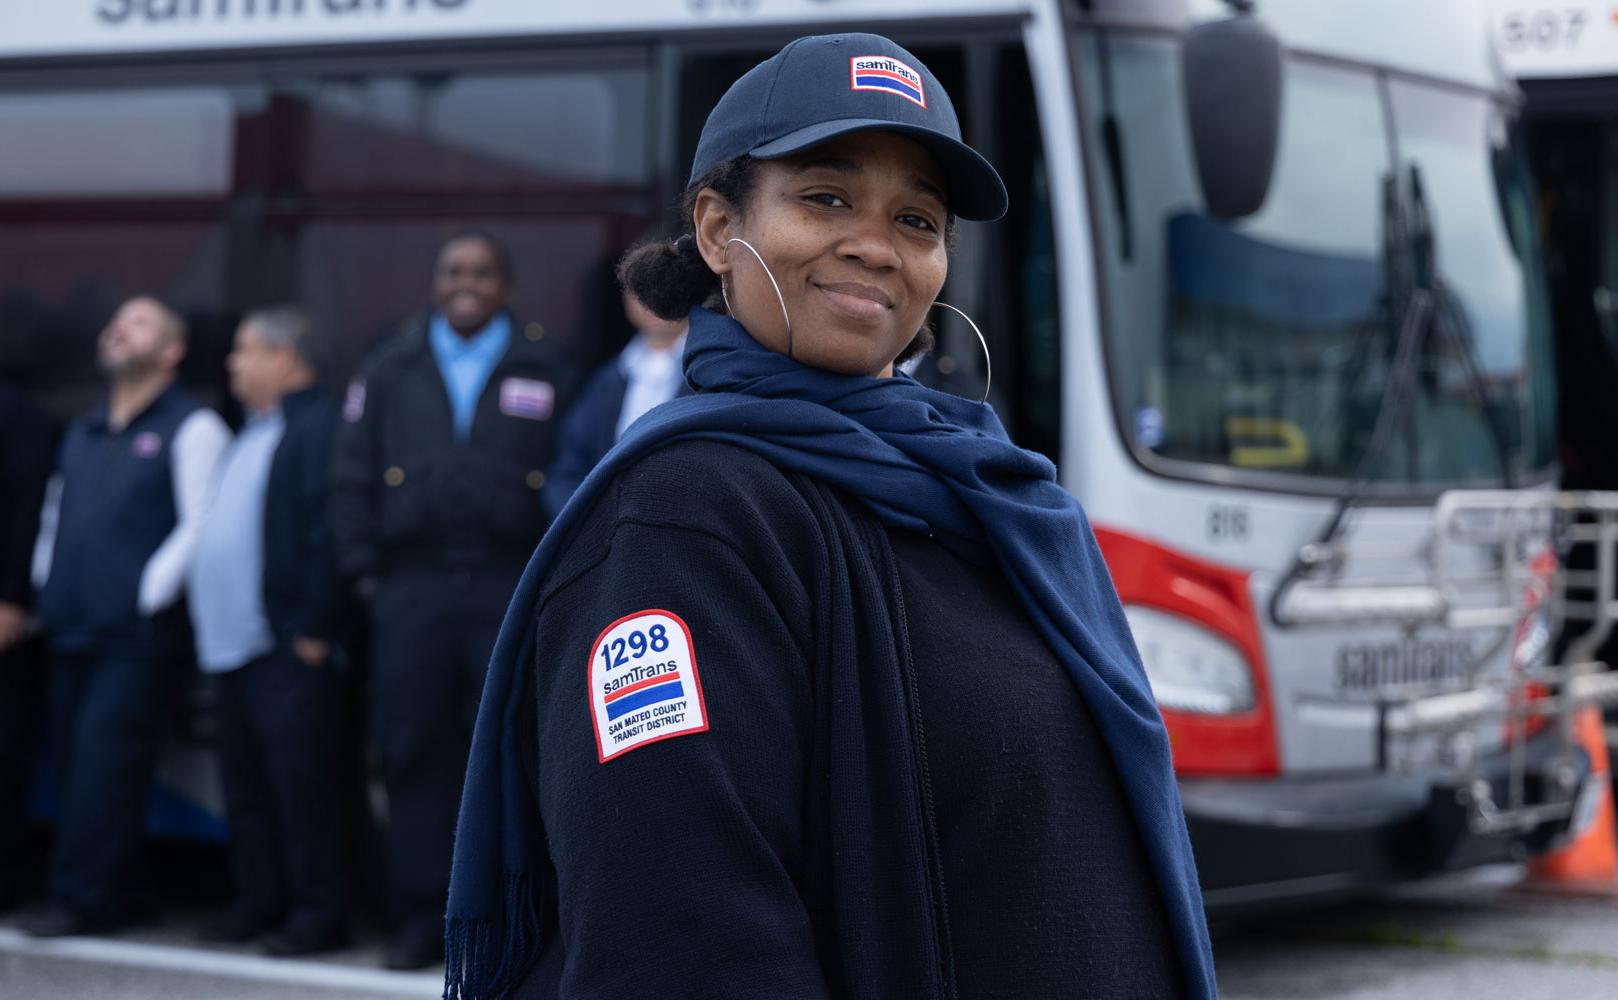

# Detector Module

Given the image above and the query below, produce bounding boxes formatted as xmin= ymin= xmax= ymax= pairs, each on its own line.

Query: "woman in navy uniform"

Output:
xmin=446 ymin=34 xmax=1215 ymax=1000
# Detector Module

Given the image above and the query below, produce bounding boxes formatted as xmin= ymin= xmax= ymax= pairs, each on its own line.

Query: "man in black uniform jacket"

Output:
xmin=330 ymin=232 xmax=574 ymax=969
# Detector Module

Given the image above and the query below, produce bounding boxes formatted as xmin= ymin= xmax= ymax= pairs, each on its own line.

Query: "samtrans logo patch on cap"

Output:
xmin=850 ymin=55 xmax=926 ymax=108
xmin=589 ymin=609 xmax=708 ymax=763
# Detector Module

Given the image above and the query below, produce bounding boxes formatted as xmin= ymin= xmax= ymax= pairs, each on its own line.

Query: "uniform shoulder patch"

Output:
xmin=342 ymin=377 xmax=366 ymax=422
xmin=589 ymin=609 xmax=708 ymax=763
xmin=131 ymin=431 xmax=163 ymax=458
xmin=499 ymin=377 xmax=554 ymax=420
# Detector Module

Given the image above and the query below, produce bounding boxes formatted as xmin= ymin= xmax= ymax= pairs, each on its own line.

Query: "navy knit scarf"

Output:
xmin=445 ymin=307 xmax=1216 ymax=998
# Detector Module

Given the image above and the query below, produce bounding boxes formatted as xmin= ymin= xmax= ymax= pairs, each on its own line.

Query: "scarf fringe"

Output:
xmin=444 ymin=872 xmax=541 ymax=1000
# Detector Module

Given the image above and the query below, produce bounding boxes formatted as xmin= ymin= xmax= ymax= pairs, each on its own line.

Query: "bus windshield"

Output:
xmin=1074 ymin=29 xmax=1556 ymax=493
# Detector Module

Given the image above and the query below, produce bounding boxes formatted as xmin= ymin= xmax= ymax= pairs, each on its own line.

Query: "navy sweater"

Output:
xmin=517 ymin=440 xmax=1181 ymax=998
xmin=37 ymin=385 xmax=203 ymax=654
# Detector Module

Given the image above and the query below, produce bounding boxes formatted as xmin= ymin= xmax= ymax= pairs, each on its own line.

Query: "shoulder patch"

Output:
xmin=589 ymin=609 xmax=708 ymax=763
xmin=342 ymin=377 xmax=366 ymax=422
xmin=131 ymin=431 xmax=163 ymax=458
xmin=499 ymin=377 xmax=555 ymax=421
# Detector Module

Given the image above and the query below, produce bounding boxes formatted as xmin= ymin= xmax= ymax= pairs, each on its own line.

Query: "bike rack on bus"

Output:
xmin=1277 ymin=490 xmax=1618 ymax=839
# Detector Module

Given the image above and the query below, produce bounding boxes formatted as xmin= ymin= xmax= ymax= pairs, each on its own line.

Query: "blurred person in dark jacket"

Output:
xmin=23 ymin=296 xmax=230 ymax=937
xmin=329 ymin=232 xmax=574 ymax=969
xmin=541 ymin=290 xmax=690 ymax=520
xmin=0 ymin=377 xmax=57 ymax=913
xmin=188 ymin=306 xmax=348 ymax=956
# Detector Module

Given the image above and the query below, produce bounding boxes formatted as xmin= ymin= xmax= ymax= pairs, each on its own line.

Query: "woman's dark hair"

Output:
xmin=617 ymin=155 xmax=956 ymax=368
xmin=617 ymin=158 xmax=758 ymax=322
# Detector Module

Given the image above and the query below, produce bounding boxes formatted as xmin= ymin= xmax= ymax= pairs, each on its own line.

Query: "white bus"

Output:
xmin=0 ymin=0 xmax=1592 ymax=906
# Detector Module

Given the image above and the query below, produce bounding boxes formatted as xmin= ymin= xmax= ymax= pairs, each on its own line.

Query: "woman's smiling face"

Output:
xmin=694 ymin=131 xmax=951 ymax=377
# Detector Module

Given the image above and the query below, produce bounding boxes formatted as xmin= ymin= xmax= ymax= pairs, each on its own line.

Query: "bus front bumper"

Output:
xmin=1182 ymin=728 xmax=1598 ymax=911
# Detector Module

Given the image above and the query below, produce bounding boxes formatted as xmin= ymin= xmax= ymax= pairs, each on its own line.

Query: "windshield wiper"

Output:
xmin=1269 ymin=163 xmax=1516 ymax=627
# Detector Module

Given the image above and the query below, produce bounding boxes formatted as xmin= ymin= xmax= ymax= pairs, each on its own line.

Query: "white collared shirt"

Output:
xmin=615 ymin=330 xmax=688 ymax=441
xmin=187 ymin=407 xmax=285 ymax=672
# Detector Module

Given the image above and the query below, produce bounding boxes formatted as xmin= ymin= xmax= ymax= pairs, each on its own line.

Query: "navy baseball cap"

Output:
xmin=689 ymin=33 xmax=1008 ymax=222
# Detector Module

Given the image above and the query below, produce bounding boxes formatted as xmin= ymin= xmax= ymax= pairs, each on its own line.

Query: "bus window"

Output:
xmin=1075 ymin=27 xmax=1554 ymax=493
xmin=0 ymin=53 xmax=665 ymax=417
xmin=296 ymin=70 xmax=652 ymax=193
xmin=0 ymin=88 xmax=234 ymax=197
xmin=273 ymin=62 xmax=658 ymax=378
xmin=1387 ymin=79 xmax=1557 ymax=482
xmin=0 ymin=85 xmax=243 ymax=420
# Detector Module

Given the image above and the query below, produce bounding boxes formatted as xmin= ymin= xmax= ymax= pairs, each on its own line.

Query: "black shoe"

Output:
xmin=196 ymin=904 xmax=279 ymax=944
xmin=263 ymin=922 xmax=349 ymax=957
xmin=18 ymin=905 xmax=120 ymax=938
xmin=383 ymin=930 xmax=444 ymax=970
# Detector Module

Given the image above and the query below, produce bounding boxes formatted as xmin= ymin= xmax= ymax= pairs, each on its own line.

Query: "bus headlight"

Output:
xmin=1123 ymin=605 xmax=1256 ymax=714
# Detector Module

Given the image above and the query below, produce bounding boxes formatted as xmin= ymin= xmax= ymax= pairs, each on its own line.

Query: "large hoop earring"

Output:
xmin=723 ymin=237 xmax=793 ymax=360
xmin=933 ymin=300 xmax=992 ymax=404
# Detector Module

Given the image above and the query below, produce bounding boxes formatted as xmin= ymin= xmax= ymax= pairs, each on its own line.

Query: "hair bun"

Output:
xmin=617 ymin=236 xmax=718 ymax=321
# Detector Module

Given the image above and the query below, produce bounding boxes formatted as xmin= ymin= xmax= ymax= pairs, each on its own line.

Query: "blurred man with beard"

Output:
xmin=23 ymin=296 xmax=229 ymax=937
xmin=330 ymin=233 xmax=574 ymax=968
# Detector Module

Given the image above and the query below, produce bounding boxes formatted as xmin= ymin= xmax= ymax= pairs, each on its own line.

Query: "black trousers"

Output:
xmin=214 ymin=645 xmax=347 ymax=934
xmin=46 ymin=648 xmax=185 ymax=921
xmin=370 ymin=566 xmax=516 ymax=938
xmin=0 ymin=634 xmax=47 ymax=907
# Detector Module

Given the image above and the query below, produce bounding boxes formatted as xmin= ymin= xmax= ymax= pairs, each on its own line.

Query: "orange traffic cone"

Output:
xmin=1526 ymin=704 xmax=1618 ymax=892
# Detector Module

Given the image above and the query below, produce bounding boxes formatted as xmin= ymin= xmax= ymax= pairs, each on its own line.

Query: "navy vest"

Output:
xmin=39 ymin=384 xmax=202 ymax=654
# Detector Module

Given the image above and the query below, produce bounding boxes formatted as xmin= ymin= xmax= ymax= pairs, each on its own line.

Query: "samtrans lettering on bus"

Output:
xmin=95 ymin=0 xmax=469 ymax=25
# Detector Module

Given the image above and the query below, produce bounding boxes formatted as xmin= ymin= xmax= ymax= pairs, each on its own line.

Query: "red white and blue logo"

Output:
xmin=850 ymin=55 xmax=927 ymax=109
xmin=589 ymin=609 xmax=709 ymax=763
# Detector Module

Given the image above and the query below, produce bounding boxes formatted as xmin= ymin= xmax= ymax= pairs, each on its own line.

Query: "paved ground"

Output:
xmin=4 ymin=866 xmax=1618 ymax=998
xmin=0 ymin=937 xmax=439 ymax=1000
xmin=1216 ymin=867 xmax=1618 ymax=999
xmin=0 ymin=910 xmax=440 ymax=1000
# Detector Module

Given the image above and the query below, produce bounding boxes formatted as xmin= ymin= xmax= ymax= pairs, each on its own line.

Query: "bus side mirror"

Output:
xmin=1182 ymin=8 xmax=1283 ymax=220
